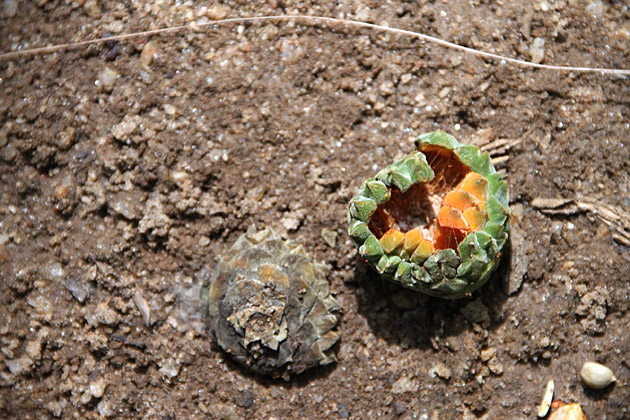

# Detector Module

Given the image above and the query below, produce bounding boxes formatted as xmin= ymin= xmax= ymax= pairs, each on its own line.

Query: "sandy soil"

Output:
xmin=1 ymin=0 xmax=629 ymax=419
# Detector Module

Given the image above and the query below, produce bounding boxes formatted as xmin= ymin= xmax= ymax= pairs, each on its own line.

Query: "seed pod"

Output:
xmin=580 ymin=361 xmax=617 ymax=389
xmin=548 ymin=403 xmax=586 ymax=420
xmin=348 ymin=130 xmax=510 ymax=298
xmin=199 ymin=227 xmax=340 ymax=379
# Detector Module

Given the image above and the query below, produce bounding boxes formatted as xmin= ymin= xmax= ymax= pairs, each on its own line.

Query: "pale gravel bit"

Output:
xmin=97 ymin=400 xmax=114 ymax=417
xmin=585 ymin=0 xmax=607 ymax=18
xmin=97 ymin=67 xmax=120 ymax=88
xmin=133 ymin=290 xmax=151 ymax=326
xmin=208 ymin=403 xmax=238 ymax=420
xmin=111 ymin=114 xmax=139 ymax=141
xmin=433 ymin=362 xmax=452 ymax=380
xmin=480 ymin=347 xmax=496 ymax=362
xmin=281 ymin=215 xmax=301 ymax=231
xmin=85 ymin=302 xmax=119 ymax=326
xmin=140 ymin=41 xmax=157 ymax=67
xmin=45 ymin=262 xmax=66 ymax=281
xmin=46 ymin=400 xmax=65 ymax=418
xmin=576 ymin=286 xmax=609 ymax=335
xmin=56 ymin=126 xmax=75 ymax=150
xmin=391 ymin=375 xmax=419 ymax=394
xmin=159 ymin=358 xmax=180 ymax=378
xmin=89 ymin=378 xmax=107 ymax=398
xmin=530 ymin=38 xmax=546 ymax=64
xmin=139 ymin=194 xmax=172 ymax=238
xmin=3 ymin=0 xmax=17 ymax=17
xmin=110 ymin=192 xmax=143 ymax=220
xmin=25 ymin=339 xmax=42 ymax=360
xmin=83 ymin=0 xmax=101 ymax=17
xmin=163 ymin=104 xmax=177 ymax=115
xmin=321 ymin=228 xmax=337 ymax=248
xmin=206 ymin=4 xmax=230 ymax=20
xmin=5 ymin=356 xmax=33 ymax=375
xmin=27 ymin=294 xmax=54 ymax=321
xmin=488 ymin=356 xmax=504 ymax=375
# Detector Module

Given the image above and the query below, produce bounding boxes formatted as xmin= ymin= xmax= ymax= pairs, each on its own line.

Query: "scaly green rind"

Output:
xmin=416 ymin=131 xmax=459 ymax=150
xmin=359 ymin=179 xmax=391 ymax=204
xmin=348 ymin=220 xmax=372 ymax=248
xmin=348 ymin=197 xmax=378 ymax=223
xmin=375 ymin=151 xmax=434 ymax=192
xmin=349 ymin=130 xmax=510 ymax=299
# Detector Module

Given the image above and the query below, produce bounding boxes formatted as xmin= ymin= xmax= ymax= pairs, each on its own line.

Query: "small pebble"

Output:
xmin=163 ymin=104 xmax=177 ymax=115
xmin=433 ymin=362 xmax=452 ymax=380
xmin=208 ymin=403 xmax=238 ymax=420
xmin=3 ymin=0 xmax=17 ymax=18
xmin=83 ymin=0 xmax=101 ymax=17
xmin=530 ymin=38 xmax=545 ymax=64
xmin=111 ymin=114 xmax=138 ymax=141
xmin=140 ymin=41 xmax=157 ymax=67
xmin=97 ymin=400 xmax=113 ymax=417
xmin=25 ymin=339 xmax=42 ymax=360
xmin=97 ymin=67 xmax=120 ymax=88
xmin=159 ymin=358 xmax=180 ymax=378
xmin=89 ymin=378 xmax=107 ymax=398
xmin=133 ymin=290 xmax=151 ymax=326
xmin=46 ymin=400 xmax=64 ymax=417
xmin=282 ymin=216 xmax=300 ymax=231
xmin=5 ymin=356 xmax=33 ymax=375
xmin=391 ymin=375 xmax=418 ymax=393
xmin=321 ymin=228 xmax=337 ymax=248
xmin=86 ymin=302 xmax=118 ymax=326
xmin=488 ymin=357 xmax=504 ymax=375
xmin=480 ymin=347 xmax=496 ymax=362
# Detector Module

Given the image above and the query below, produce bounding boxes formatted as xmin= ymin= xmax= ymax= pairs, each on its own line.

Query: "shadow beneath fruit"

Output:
xmin=350 ymin=250 xmax=513 ymax=351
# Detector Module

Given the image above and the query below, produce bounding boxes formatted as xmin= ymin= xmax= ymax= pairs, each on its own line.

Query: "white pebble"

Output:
xmin=96 ymin=67 xmax=120 ymax=87
xmin=530 ymin=38 xmax=545 ymax=64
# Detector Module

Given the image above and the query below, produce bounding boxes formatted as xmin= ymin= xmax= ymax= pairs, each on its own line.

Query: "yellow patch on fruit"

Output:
xmin=458 ymin=172 xmax=488 ymax=201
xmin=402 ymin=228 xmax=425 ymax=257
xmin=380 ymin=229 xmax=405 ymax=254
xmin=442 ymin=190 xmax=480 ymax=212
xmin=410 ymin=239 xmax=435 ymax=263
xmin=438 ymin=206 xmax=470 ymax=230
xmin=463 ymin=207 xmax=488 ymax=231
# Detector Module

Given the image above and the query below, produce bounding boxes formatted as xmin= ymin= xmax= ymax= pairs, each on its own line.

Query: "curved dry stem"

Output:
xmin=1 ymin=15 xmax=629 ymax=75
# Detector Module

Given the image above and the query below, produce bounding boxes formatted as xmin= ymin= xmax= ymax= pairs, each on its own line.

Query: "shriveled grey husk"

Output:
xmin=199 ymin=227 xmax=340 ymax=379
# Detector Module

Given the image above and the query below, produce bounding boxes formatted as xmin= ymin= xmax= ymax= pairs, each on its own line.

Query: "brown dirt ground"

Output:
xmin=1 ymin=1 xmax=629 ymax=419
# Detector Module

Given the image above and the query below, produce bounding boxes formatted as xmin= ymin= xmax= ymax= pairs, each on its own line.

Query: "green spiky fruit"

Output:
xmin=347 ymin=130 xmax=510 ymax=299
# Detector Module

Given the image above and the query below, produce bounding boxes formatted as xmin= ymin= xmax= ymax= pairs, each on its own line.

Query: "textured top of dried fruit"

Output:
xmin=199 ymin=227 xmax=340 ymax=379
xmin=348 ymin=130 xmax=510 ymax=298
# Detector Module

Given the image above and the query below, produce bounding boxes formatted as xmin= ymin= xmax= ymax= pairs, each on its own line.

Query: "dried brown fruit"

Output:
xmin=199 ymin=227 xmax=340 ymax=378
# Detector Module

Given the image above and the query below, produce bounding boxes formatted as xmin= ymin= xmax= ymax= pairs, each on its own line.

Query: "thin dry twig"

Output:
xmin=1 ymin=15 xmax=630 ymax=76
xmin=532 ymin=197 xmax=630 ymax=246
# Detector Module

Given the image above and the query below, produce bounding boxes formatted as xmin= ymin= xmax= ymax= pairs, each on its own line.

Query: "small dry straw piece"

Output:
xmin=537 ymin=378 xmax=554 ymax=417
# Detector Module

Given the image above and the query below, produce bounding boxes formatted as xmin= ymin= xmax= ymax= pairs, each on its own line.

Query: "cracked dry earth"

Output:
xmin=1 ymin=0 xmax=629 ymax=419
